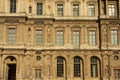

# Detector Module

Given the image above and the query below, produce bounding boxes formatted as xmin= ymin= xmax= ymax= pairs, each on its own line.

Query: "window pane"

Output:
xmin=114 ymin=69 xmax=120 ymax=79
xmin=37 ymin=3 xmax=43 ymax=15
xmin=10 ymin=0 xmax=16 ymax=13
xmin=91 ymin=57 xmax=98 ymax=77
xmin=36 ymin=30 xmax=42 ymax=45
xmin=109 ymin=4 xmax=115 ymax=16
xmin=73 ymin=4 xmax=79 ymax=16
xmin=89 ymin=31 xmax=96 ymax=45
xmin=57 ymin=31 xmax=64 ymax=46
xmin=74 ymin=57 xmax=81 ymax=77
xmin=8 ymin=28 xmax=16 ymax=44
xmin=57 ymin=4 xmax=63 ymax=16
xmin=57 ymin=57 xmax=64 ymax=77
xmin=29 ymin=6 xmax=32 ymax=13
xmin=111 ymin=30 xmax=118 ymax=45
xmin=35 ymin=69 xmax=41 ymax=78
xmin=88 ymin=4 xmax=95 ymax=16
xmin=73 ymin=31 xmax=80 ymax=48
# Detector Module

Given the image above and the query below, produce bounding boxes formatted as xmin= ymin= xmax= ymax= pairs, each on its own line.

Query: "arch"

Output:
xmin=73 ymin=56 xmax=83 ymax=61
xmin=4 ymin=56 xmax=17 ymax=80
xmin=5 ymin=56 xmax=17 ymax=63
xmin=90 ymin=56 xmax=101 ymax=62
xmin=56 ymin=56 xmax=66 ymax=60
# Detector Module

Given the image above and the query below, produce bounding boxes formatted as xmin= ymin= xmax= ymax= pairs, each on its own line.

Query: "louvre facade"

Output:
xmin=0 ymin=0 xmax=120 ymax=80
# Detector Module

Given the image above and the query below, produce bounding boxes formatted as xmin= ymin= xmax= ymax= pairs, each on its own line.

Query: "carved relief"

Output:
xmin=47 ymin=24 xmax=52 ymax=43
xmin=45 ymin=54 xmax=51 ymax=76
xmin=102 ymin=25 xmax=107 ymax=47
xmin=47 ymin=3 xmax=53 ymax=16
xmin=5 ymin=18 xmax=19 ymax=23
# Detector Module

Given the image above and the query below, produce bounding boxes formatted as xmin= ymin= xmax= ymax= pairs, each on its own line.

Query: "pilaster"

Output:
xmin=84 ymin=53 xmax=89 ymax=80
xmin=0 ymin=0 xmax=5 ymax=14
xmin=105 ymin=0 xmax=108 ymax=17
xmin=119 ymin=0 xmax=120 ymax=17
xmin=0 ymin=50 xmax=2 ymax=79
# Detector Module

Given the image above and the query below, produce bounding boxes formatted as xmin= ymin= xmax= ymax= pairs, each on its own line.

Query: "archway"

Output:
xmin=4 ymin=56 xmax=17 ymax=80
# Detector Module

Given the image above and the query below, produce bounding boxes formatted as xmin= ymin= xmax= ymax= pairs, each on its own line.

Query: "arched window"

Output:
xmin=74 ymin=56 xmax=81 ymax=77
xmin=57 ymin=57 xmax=65 ymax=77
xmin=91 ymin=57 xmax=98 ymax=77
xmin=10 ymin=0 xmax=16 ymax=13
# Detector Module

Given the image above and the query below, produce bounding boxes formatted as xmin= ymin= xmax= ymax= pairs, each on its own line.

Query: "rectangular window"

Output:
xmin=35 ymin=69 xmax=41 ymax=78
xmin=73 ymin=4 xmax=79 ymax=16
xmin=57 ymin=4 xmax=63 ymax=16
xmin=57 ymin=31 xmax=64 ymax=46
xmin=88 ymin=4 xmax=95 ymax=16
xmin=8 ymin=28 xmax=16 ymax=44
xmin=114 ymin=69 xmax=120 ymax=79
xmin=29 ymin=6 xmax=32 ymax=13
xmin=10 ymin=0 xmax=16 ymax=13
xmin=36 ymin=30 xmax=42 ymax=45
xmin=73 ymin=31 xmax=80 ymax=48
xmin=37 ymin=3 xmax=43 ymax=15
xmin=111 ymin=30 xmax=118 ymax=45
xmin=89 ymin=31 xmax=96 ymax=45
xmin=109 ymin=4 xmax=115 ymax=16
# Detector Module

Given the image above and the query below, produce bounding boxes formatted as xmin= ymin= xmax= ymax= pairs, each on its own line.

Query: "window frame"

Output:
xmin=88 ymin=4 xmax=95 ymax=16
xmin=10 ymin=0 xmax=17 ymax=13
xmin=108 ymin=3 xmax=116 ymax=17
xmin=91 ymin=57 xmax=98 ymax=77
xmin=7 ymin=26 xmax=16 ymax=44
xmin=74 ymin=57 xmax=81 ymax=77
xmin=110 ymin=30 xmax=118 ymax=45
xmin=72 ymin=4 xmax=79 ymax=17
xmin=56 ymin=30 xmax=64 ymax=46
xmin=114 ymin=69 xmax=120 ymax=79
xmin=57 ymin=3 xmax=64 ymax=16
xmin=89 ymin=30 xmax=96 ymax=46
xmin=36 ymin=3 xmax=43 ymax=15
xmin=72 ymin=30 xmax=80 ymax=49
xmin=57 ymin=57 xmax=65 ymax=77
xmin=35 ymin=29 xmax=43 ymax=46
xmin=35 ymin=69 xmax=42 ymax=79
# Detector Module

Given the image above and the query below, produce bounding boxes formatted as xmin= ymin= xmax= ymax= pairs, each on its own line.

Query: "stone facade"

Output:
xmin=0 ymin=0 xmax=120 ymax=80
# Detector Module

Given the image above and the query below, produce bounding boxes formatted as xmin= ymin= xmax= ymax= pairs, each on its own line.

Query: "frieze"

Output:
xmin=34 ymin=20 xmax=44 ymax=25
xmin=109 ymin=20 xmax=120 ymax=24
xmin=5 ymin=18 xmax=19 ymax=23
xmin=101 ymin=20 xmax=120 ymax=25
xmin=55 ymin=20 xmax=97 ymax=24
